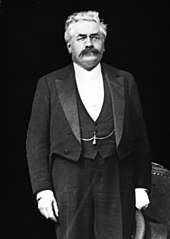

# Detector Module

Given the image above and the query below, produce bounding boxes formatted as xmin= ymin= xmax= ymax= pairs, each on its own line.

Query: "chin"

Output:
xmin=81 ymin=58 xmax=101 ymax=70
xmin=82 ymin=62 xmax=99 ymax=71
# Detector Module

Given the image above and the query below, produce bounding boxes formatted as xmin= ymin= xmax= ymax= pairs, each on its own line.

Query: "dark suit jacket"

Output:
xmin=26 ymin=63 xmax=152 ymax=195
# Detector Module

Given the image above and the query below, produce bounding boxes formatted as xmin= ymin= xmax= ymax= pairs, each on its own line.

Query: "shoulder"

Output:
xmin=33 ymin=64 xmax=72 ymax=93
xmin=102 ymin=62 xmax=135 ymax=86
xmin=35 ymin=64 xmax=73 ymax=90
xmin=40 ymin=64 xmax=73 ymax=82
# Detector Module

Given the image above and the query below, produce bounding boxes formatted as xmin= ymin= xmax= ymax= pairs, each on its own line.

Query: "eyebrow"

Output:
xmin=77 ymin=33 xmax=100 ymax=37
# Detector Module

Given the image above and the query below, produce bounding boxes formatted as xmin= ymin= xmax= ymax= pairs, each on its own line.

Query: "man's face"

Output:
xmin=67 ymin=20 xmax=105 ymax=70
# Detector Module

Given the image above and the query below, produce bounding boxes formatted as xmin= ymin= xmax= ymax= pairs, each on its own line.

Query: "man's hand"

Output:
xmin=37 ymin=190 xmax=59 ymax=222
xmin=135 ymin=188 xmax=150 ymax=210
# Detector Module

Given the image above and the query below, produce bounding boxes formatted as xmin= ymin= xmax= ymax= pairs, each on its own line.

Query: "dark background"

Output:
xmin=1 ymin=1 xmax=169 ymax=238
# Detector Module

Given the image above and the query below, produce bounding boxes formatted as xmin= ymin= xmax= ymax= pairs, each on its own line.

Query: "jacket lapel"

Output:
xmin=55 ymin=67 xmax=81 ymax=144
xmin=103 ymin=66 xmax=125 ymax=147
xmin=55 ymin=63 xmax=125 ymax=147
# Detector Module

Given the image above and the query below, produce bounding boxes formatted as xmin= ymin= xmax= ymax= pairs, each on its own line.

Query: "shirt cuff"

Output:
xmin=135 ymin=188 xmax=149 ymax=193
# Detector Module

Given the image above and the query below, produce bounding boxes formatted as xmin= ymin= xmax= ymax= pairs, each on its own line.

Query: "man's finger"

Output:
xmin=46 ymin=206 xmax=57 ymax=222
xmin=39 ymin=208 xmax=49 ymax=219
xmin=52 ymin=200 xmax=59 ymax=217
xmin=142 ymin=204 xmax=149 ymax=210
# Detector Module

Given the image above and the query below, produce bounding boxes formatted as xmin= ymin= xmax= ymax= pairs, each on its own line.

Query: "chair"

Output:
xmin=133 ymin=162 xmax=170 ymax=238
xmin=143 ymin=162 xmax=170 ymax=238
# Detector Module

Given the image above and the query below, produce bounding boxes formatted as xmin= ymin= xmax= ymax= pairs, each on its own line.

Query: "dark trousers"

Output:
xmin=52 ymin=154 xmax=123 ymax=239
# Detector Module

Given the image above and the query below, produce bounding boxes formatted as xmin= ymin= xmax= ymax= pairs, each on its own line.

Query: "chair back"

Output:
xmin=144 ymin=162 xmax=170 ymax=226
xmin=143 ymin=162 xmax=170 ymax=238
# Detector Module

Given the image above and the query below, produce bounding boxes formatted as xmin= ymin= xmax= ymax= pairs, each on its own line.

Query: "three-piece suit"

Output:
xmin=26 ymin=63 xmax=152 ymax=238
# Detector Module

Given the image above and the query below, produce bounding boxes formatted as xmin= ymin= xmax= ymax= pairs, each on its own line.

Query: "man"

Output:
xmin=26 ymin=11 xmax=152 ymax=239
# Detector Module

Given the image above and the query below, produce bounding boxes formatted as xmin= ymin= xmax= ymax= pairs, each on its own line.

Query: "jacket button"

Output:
xmin=64 ymin=149 xmax=69 ymax=155
xmin=67 ymin=130 xmax=71 ymax=135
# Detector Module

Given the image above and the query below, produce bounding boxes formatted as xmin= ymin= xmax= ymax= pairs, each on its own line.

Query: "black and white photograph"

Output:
xmin=2 ymin=1 xmax=169 ymax=238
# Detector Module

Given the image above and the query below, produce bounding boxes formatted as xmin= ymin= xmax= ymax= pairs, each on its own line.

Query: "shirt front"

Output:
xmin=73 ymin=62 xmax=104 ymax=121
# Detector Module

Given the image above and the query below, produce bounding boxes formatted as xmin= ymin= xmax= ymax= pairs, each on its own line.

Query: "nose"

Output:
xmin=85 ymin=36 xmax=93 ymax=47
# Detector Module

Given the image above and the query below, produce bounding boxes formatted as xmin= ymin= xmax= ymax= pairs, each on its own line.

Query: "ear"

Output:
xmin=67 ymin=43 xmax=72 ymax=54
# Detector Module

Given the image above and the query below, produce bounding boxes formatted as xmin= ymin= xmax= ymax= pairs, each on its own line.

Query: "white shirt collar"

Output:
xmin=73 ymin=62 xmax=102 ymax=81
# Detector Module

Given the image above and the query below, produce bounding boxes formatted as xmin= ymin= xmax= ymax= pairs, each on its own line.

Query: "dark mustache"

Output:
xmin=80 ymin=48 xmax=101 ymax=56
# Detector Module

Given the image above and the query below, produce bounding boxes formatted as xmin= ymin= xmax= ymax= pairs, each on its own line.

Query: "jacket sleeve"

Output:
xmin=128 ymin=75 xmax=152 ymax=191
xmin=26 ymin=76 xmax=53 ymax=194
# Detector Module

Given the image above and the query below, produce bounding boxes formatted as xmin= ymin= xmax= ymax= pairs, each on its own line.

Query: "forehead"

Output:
xmin=72 ymin=20 xmax=100 ymax=36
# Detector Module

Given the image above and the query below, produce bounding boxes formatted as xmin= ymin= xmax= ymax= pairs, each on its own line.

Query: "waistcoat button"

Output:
xmin=64 ymin=149 xmax=69 ymax=155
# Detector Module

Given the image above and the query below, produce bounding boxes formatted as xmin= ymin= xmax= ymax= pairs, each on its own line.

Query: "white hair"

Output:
xmin=64 ymin=11 xmax=107 ymax=43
